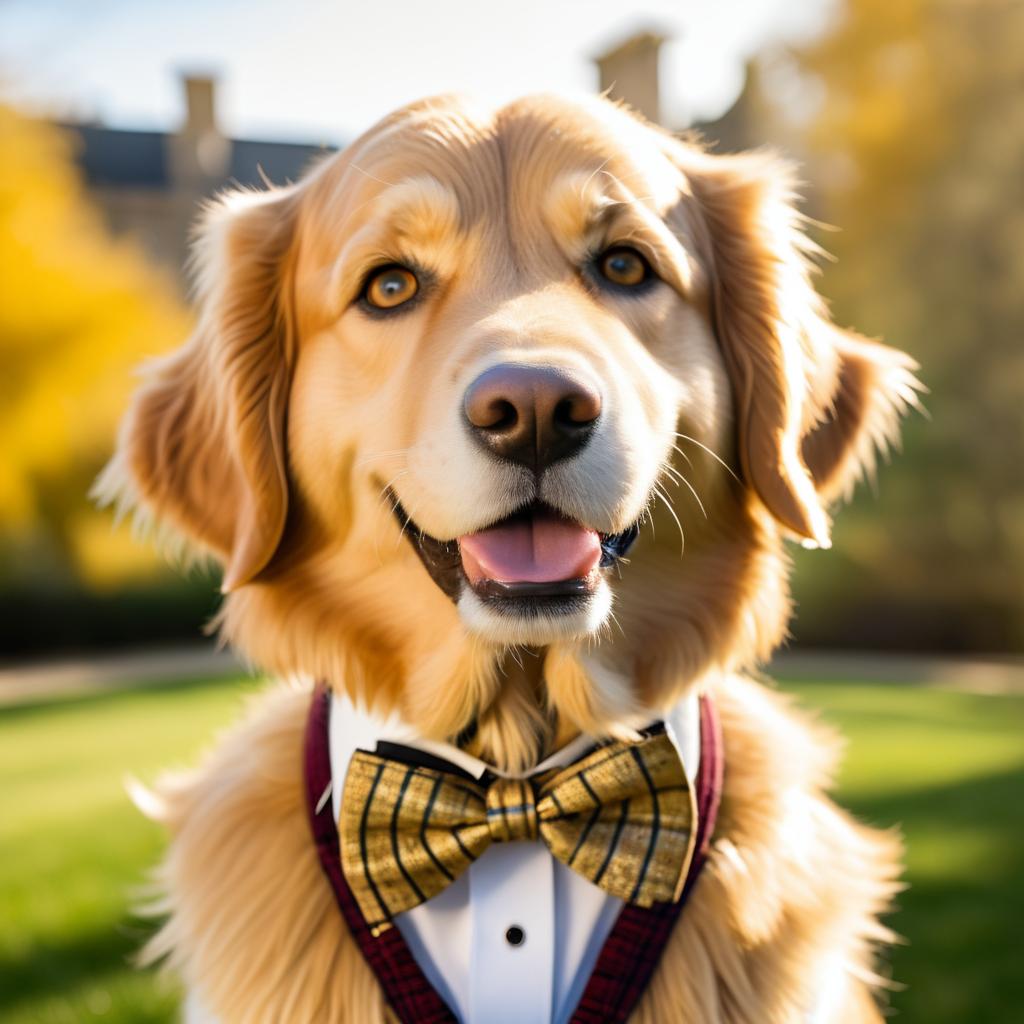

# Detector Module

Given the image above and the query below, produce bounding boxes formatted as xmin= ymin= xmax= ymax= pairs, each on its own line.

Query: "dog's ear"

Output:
xmin=99 ymin=187 xmax=299 ymax=591
xmin=799 ymin=321 xmax=921 ymax=507
xmin=678 ymin=149 xmax=920 ymax=546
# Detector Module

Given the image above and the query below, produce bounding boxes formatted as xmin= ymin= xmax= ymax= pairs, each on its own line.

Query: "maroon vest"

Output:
xmin=303 ymin=689 xmax=723 ymax=1023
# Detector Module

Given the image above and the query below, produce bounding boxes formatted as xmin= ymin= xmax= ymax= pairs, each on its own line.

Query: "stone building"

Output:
xmin=64 ymin=37 xmax=756 ymax=288
xmin=62 ymin=74 xmax=334 ymax=288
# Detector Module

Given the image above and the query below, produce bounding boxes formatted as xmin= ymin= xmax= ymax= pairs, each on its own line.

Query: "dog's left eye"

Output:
xmin=597 ymin=247 xmax=650 ymax=288
xmin=363 ymin=265 xmax=419 ymax=310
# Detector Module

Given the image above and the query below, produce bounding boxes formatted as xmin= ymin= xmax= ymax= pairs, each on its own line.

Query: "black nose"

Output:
xmin=463 ymin=364 xmax=602 ymax=472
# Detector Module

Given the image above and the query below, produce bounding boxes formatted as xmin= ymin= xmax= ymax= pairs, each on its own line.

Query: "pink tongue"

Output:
xmin=459 ymin=511 xmax=601 ymax=585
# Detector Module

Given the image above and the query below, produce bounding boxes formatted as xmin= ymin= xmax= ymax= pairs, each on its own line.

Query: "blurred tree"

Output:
xmin=0 ymin=107 xmax=210 ymax=651
xmin=769 ymin=0 xmax=1024 ymax=651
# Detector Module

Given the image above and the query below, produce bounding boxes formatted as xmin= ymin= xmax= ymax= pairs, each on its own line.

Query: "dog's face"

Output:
xmin=102 ymin=95 xmax=918 ymax=764
xmin=286 ymin=96 xmax=730 ymax=647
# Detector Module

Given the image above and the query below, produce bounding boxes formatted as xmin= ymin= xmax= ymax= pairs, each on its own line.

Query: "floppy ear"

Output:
xmin=99 ymin=187 xmax=299 ymax=591
xmin=799 ymin=321 xmax=921 ymax=506
xmin=680 ymin=149 xmax=920 ymax=545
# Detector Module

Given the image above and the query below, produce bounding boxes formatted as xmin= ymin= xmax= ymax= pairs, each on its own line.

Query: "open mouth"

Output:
xmin=389 ymin=494 xmax=639 ymax=613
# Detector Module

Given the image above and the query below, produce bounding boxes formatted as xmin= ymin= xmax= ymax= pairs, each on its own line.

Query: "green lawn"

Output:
xmin=1 ymin=675 xmax=1021 ymax=1022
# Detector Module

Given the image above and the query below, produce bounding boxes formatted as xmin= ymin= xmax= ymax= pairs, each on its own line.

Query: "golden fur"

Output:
xmin=100 ymin=93 xmax=919 ymax=1020
xmin=138 ymin=677 xmax=899 ymax=1023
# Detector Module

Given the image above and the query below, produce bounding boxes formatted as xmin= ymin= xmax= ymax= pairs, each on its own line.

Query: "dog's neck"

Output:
xmin=458 ymin=647 xmax=582 ymax=766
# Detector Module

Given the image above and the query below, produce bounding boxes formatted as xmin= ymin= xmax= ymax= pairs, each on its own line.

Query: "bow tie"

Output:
xmin=339 ymin=729 xmax=698 ymax=936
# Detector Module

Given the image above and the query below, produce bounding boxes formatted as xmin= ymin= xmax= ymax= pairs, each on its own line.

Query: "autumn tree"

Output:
xmin=771 ymin=0 xmax=1024 ymax=649
xmin=0 ymin=107 xmax=201 ymax=648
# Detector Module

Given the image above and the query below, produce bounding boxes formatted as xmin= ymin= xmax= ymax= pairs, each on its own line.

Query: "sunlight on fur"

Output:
xmin=102 ymin=92 xmax=921 ymax=1022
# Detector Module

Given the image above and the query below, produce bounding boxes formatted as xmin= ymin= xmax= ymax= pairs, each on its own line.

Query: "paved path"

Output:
xmin=772 ymin=650 xmax=1024 ymax=696
xmin=0 ymin=644 xmax=245 ymax=707
xmin=2 ymin=643 xmax=1022 ymax=709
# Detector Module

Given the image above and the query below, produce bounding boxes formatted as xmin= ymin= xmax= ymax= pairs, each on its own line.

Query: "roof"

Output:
xmin=60 ymin=122 xmax=337 ymax=190
xmin=64 ymin=124 xmax=171 ymax=187
xmin=229 ymin=137 xmax=335 ymax=187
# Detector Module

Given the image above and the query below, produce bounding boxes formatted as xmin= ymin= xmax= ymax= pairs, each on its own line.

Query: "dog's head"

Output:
xmin=101 ymin=95 xmax=918 ymax=766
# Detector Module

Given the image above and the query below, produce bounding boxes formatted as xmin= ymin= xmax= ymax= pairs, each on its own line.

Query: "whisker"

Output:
xmin=394 ymin=507 xmax=413 ymax=550
xmin=652 ymin=483 xmax=685 ymax=557
xmin=505 ymin=644 xmax=525 ymax=671
xmin=374 ymin=471 xmax=408 ymax=510
xmin=371 ymin=495 xmax=392 ymax=568
xmin=606 ymin=606 xmax=626 ymax=641
xmin=597 ymin=166 xmax=660 ymax=200
xmin=673 ymin=433 xmax=740 ymax=483
xmin=639 ymin=499 xmax=656 ymax=541
xmin=669 ymin=444 xmax=695 ymax=473
xmin=668 ymin=467 xmax=708 ymax=520
xmin=372 ymin=471 xmax=410 ymax=562
xmin=354 ymin=448 xmax=412 ymax=469
xmin=661 ymin=464 xmax=684 ymax=486
xmin=602 ymin=194 xmax=661 ymax=209
xmin=579 ymin=157 xmax=612 ymax=197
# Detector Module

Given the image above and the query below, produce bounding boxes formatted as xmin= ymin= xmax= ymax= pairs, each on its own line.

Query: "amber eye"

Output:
xmin=598 ymin=247 xmax=650 ymax=288
xmin=364 ymin=265 xmax=419 ymax=309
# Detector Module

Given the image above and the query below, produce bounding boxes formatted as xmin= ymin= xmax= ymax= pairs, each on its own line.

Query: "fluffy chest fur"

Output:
xmin=141 ymin=676 xmax=899 ymax=1022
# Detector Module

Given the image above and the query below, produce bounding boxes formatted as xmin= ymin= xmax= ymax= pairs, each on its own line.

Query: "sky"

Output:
xmin=0 ymin=0 xmax=836 ymax=144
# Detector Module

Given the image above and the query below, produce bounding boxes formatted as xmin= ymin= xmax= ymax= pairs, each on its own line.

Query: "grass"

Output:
xmin=1 ymin=675 xmax=1022 ymax=1022
xmin=792 ymin=682 xmax=1024 ymax=1022
xmin=0 ymin=677 xmax=260 ymax=1024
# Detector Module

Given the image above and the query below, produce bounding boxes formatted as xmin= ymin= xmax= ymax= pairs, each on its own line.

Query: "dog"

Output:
xmin=100 ymin=93 xmax=920 ymax=1022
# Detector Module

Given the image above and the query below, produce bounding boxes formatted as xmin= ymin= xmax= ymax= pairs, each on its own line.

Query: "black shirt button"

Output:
xmin=505 ymin=925 xmax=525 ymax=947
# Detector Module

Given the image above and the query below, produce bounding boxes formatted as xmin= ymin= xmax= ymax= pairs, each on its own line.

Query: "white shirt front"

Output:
xmin=327 ymin=692 xmax=702 ymax=1024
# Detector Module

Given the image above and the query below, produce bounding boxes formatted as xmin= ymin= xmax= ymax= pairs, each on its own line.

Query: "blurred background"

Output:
xmin=0 ymin=1 xmax=1021 ymax=1021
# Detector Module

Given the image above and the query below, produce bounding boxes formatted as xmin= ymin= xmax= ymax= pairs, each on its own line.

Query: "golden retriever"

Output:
xmin=100 ymin=93 xmax=920 ymax=1022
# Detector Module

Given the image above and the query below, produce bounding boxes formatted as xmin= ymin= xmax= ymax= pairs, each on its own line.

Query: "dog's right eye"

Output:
xmin=596 ymin=247 xmax=651 ymax=289
xmin=363 ymin=265 xmax=419 ymax=310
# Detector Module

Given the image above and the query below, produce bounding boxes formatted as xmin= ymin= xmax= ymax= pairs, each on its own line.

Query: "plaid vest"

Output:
xmin=304 ymin=688 xmax=723 ymax=1023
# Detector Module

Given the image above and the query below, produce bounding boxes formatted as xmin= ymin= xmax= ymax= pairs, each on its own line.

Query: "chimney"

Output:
xmin=594 ymin=31 xmax=668 ymax=125
xmin=183 ymin=75 xmax=218 ymax=139
xmin=170 ymin=72 xmax=230 ymax=188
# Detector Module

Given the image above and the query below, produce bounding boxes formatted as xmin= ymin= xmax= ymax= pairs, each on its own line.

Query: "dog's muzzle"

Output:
xmin=388 ymin=364 xmax=639 ymax=619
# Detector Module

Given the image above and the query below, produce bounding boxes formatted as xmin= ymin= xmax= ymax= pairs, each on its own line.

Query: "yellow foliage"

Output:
xmin=68 ymin=514 xmax=166 ymax=589
xmin=782 ymin=0 xmax=1024 ymax=647
xmin=0 ymin=106 xmax=191 ymax=583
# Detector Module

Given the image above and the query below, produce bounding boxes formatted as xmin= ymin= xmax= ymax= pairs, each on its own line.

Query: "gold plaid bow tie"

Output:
xmin=339 ymin=731 xmax=697 ymax=935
